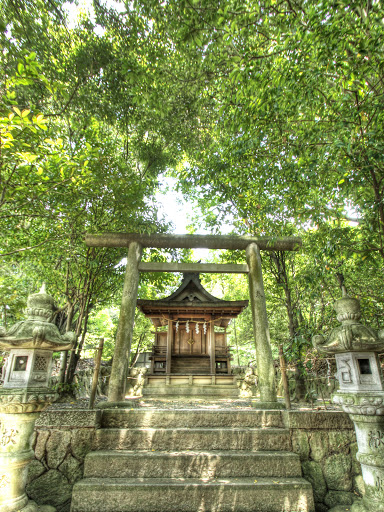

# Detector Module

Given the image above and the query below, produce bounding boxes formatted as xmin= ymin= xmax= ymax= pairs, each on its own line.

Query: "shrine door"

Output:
xmin=172 ymin=322 xmax=208 ymax=356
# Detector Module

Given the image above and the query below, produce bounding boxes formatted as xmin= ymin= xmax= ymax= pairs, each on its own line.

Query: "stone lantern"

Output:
xmin=0 ymin=285 xmax=75 ymax=512
xmin=312 ymin=291 xmax=384 ymax=512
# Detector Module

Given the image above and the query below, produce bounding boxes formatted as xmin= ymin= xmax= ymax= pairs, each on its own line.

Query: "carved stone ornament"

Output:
xmin=0 ymin=284 xmax=76 ymax=351
xmin=312 ymin=293 xmax=384 ymax=354
xmin=333 ymin=392 xmax=384 ymax=416
xmin=0 ymin=388 xmax=58 ymax=414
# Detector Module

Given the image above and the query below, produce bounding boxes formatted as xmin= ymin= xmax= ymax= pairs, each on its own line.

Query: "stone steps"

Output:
xmin=171 ymin=357 xmax=211 ymax=374
xmin=94 ymin=427 xmax=292 ymax=451
xmin=142 ymin=384 xmax=239 ymax=397
xmin=100 ymin=409 xmax=285 ymax=429
xmin=71 ymin=407 xmax=315 ymax=512
xmin=84 ymin=450 xmax=303 ymax=479
xmin=71 ymin=477 xmax=314 ymax=512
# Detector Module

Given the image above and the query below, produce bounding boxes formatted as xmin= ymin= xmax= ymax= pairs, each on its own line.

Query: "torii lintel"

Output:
xmin=85 ymin=232 xmax=302 ymax=252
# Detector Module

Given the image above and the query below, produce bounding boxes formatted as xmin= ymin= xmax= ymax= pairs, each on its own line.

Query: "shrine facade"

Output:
xmin=137 ymin=273 xmax=248 ymax=376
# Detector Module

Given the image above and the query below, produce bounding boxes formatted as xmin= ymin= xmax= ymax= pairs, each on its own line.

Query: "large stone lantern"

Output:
xmin=0 ymin=285 xmax=75 ymax=512
xmin=313 ymin=291 xmax=384 ymax=512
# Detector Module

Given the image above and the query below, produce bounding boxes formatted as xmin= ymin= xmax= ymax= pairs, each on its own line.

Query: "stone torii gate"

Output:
xmin=85 ymin=233 xmax=302 ymax=407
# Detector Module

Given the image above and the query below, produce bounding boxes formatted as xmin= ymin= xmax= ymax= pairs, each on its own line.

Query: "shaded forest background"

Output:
xmin=1 ymin=0 xmax=384 ymax=387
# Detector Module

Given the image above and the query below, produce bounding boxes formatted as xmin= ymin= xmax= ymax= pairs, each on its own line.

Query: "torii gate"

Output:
xmin=85 ymin=233 xmax=302 ymax=408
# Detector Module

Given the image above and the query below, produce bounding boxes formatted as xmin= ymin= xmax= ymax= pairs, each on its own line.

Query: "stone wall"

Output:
xmin=287 ymin=375 xmax=339 ymax=401
xmin=27 ymin=410 xmax=100 ymax=512
xmin=285 ymin=411 xmax=363 ymax=512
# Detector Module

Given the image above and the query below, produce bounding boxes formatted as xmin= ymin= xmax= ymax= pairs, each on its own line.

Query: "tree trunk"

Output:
xmin=283 ymin=287 xmax=306 ymax=401
xmin=66 ymin=308 xmax=90 ymax=384
xmin=58 ymin=303 xmax=74 ymax=384
xmin=270 ymin=251 xmax=306 ymax=402
xmin=59 ymin=303 xmax=75 ymax=384
xmin=129 ymin=332 xmax=147 ymax=369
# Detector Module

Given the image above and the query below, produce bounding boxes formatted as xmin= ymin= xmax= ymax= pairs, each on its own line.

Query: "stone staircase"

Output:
xmin=71 ymin=407 xmax=315 ymax=512
xmin=142 ymin=374 xmax=240 ymax=398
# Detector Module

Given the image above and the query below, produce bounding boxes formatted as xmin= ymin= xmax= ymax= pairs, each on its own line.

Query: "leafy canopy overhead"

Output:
xmin=2 ymin=0 xmax=384 ymax=373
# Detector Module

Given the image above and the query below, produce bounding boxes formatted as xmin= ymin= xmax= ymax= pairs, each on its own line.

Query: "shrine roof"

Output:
xmin=137 ymin=272 xmax=248 ymax=316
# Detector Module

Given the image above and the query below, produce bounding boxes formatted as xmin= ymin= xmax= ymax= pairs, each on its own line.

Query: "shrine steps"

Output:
xmin=71 ymin=407 xmax=315 ymax=512
xmin=93 ymin=426 xmax=292 ymax=451
xmin=84 ymin=450 xmax=303 ymax=479
xmin=171 ymin=356 xmax=211 ymax=374
xmin=71 ymin=477 xmax=313 ymax=512
xmin=142 ymin=374 xmax=239 ymax=398
xmin=99 ymin=409 xmax=285 ymax=429
xmin=142 ymin=384 xmax=239 ymax=398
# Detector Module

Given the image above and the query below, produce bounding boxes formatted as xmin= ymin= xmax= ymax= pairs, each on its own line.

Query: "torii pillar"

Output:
xmin=108 ymin=242 xmax=142 ymax=401
xmin=85 ymin=232 xmax=301 ymax=405
xmin=246 ymin=243 xmax=282 ymax=408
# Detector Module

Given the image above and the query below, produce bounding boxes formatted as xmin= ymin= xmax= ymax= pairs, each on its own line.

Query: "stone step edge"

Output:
xmin=143 ymin=386 xmax=238 ymax=389
xmin=73 ymin=476 xmax=312 ymax=488
xmin=96 ymin=427 xmax=290 ymax=433
xmin=86 ymin=449 xmax=298 ymax=456
xmin=141 ymin=394 xmax=240 ymax=398
xmin=101 ymin=409 xmax=282 ymax=413
xmin=142 ymin=392 xmax=240 ymax=396
xmin=100 ymin=409 xmax=284 ymax=423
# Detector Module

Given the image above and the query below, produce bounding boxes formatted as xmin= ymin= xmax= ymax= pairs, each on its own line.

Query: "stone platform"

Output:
xmin=142 ymin=374 xmax=239 ymax=398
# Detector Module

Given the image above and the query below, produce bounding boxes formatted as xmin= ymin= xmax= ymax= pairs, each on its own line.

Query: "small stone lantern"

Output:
xmin=0 ymin=285 xmax=75 ymax=512
xmin=313 ymin=291 xmax=384 ymax=512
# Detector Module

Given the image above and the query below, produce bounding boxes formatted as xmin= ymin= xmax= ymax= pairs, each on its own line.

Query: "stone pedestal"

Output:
xmin=0 ymin=389 xmax=58 ymax=512
xmin=331 ymin=392 xmax=384 ymax=512
xmin=0 ymin=411 xmax=38 ymax=511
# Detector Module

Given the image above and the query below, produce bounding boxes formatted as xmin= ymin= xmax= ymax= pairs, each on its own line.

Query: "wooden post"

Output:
xmin=210 ymin=322 xmax=216 ymax=374
xmin=166 ymin=317 xmax=172 ymax=374
xmin=225 ymin=328 xmax=231 ymax=374
xmin=108 ymin=242 xmax=142 ymax=402
xmin=279 ymin=345 xmax=291 ymax=410
xmin=246 ymin=243 xmax=280 ymax=407
xmin=89 ymin=338 xmax=104 ymax=409
xmin=150 ymin=331 xmax=156 ymax=375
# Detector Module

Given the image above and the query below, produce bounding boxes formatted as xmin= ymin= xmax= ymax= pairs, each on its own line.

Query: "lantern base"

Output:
xmin=19 ymin=500 xmax=56 ymax=512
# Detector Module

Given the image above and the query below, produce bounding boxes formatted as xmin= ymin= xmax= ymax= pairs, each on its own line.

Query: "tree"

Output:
xmin=3 ymin=0 xmax=384 ymax=392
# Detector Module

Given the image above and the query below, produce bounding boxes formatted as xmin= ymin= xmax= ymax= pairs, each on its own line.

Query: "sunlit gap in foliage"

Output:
xmin=155 ymin=176 xmax=192 ymax=235
xmin=155 ymin=176 xmax=237 ymax=262
xmin=63 ymin=0 xmax=125 ymax=35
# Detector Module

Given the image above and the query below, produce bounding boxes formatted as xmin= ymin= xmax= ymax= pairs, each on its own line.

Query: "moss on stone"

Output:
xmin=324 ymin=490 xmax=354 ymax=508
xmin=302 ymin=460 xmax=327 ymax=501
xmin=323 ymin=453 xmax=353 ymax=491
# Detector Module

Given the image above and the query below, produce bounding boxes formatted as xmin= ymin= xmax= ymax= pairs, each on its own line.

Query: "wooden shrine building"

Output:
xmin=137 ymin=273 xmax=248 ymax=376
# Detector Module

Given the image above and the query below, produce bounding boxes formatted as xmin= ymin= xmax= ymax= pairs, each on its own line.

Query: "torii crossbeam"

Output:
xmin=85 ymin=232 xmax=302 ymax=407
